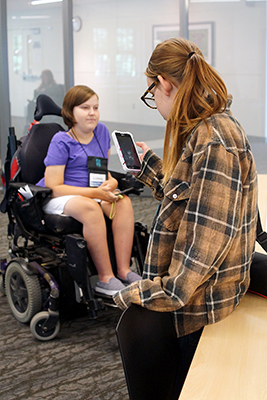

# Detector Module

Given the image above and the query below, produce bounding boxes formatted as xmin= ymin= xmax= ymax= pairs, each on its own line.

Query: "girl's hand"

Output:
xmin=136 ymin=142 xmax=151 ymax=162
xmin=96 ymin=183 xmax=117 ymax=202
xmin=99 ymin=180 xmax=111 ymax=189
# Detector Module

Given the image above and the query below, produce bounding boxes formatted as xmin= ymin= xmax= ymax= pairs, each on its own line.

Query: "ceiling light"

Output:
xmin=190 ymin=0 xmax=240 ymax=2
xmin=20 ymin=15 xmax=50 ymax=19
xmin=31 ymin=0 xmax=63 ymax=5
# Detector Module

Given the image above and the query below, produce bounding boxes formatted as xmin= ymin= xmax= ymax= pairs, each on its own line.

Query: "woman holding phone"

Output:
xmin=113 ymin=38 xmax=257 ymax=397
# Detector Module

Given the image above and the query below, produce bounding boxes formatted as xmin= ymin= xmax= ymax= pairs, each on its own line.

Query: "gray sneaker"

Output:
xmin=95 ymin=277 xmax=125 ymax=296
xmin=117 ymin=271 xmax=142 ymax=285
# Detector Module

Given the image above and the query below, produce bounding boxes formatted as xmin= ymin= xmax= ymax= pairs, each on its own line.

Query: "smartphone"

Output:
xmin=112 ymin=131 xmax=141 ymax=173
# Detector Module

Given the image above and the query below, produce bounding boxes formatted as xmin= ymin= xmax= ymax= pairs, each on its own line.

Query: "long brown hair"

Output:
xmin=145 ymin=38 xmax=228 ymax=184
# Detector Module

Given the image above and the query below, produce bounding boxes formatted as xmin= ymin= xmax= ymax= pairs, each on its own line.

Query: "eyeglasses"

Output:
xmin=140 ymin=80 xmax=158 ymax=109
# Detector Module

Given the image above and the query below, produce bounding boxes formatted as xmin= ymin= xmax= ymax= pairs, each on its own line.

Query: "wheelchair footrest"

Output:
xmin=94 ymin=291 xmax=119 ymax=308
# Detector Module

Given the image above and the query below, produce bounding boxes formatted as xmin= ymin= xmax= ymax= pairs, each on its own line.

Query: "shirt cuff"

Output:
xmin=136 ymin=150 xmax=160 ymax=184
xmin=113 ymin=282 xmax=141 ymax=310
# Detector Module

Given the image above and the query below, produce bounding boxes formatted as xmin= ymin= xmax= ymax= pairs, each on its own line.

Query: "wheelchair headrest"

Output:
xmin=34 ymin=94 xmax=63 ymax=122
xmin=20 ymin=122 xmax=64 ymax=184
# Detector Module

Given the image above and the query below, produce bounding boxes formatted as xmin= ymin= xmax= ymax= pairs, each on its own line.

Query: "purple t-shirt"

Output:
xmin=37 ymin=122 xmax=110 ymax=187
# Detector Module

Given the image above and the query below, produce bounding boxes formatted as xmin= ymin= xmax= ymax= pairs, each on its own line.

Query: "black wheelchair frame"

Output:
xmin=0 ymin=94 xmax=149 ymax=341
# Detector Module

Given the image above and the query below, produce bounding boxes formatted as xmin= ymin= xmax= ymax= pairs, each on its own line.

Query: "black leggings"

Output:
xmin=173 ymin=327 xmax=204 ymax=399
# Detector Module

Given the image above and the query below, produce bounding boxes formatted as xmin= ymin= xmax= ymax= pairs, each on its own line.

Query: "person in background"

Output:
xmin=27 ymin=69 xmax=64 ymax=128
xmin=34 ymin=69 xmax=63 ymax=104
xmin=113 ymin=38 xmax=257 ymax=397
xmin=37 ymin=85 xmax=141 ymax=296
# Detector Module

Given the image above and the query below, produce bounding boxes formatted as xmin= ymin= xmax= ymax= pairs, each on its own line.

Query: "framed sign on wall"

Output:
xmin=153 ymin=22 xmax=214 ymax=66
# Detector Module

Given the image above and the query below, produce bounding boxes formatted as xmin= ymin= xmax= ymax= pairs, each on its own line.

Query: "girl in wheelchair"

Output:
xmin=37 ymin=85 xmax=141 ymax=296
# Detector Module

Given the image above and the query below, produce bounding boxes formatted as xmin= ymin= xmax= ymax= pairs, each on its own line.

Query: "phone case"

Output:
xmin=112 ymin=131 xmax=141 ymax=173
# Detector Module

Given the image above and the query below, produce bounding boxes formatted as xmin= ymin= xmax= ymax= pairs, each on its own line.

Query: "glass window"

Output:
xmin=7 ymin=0 xmax=65 ymax=138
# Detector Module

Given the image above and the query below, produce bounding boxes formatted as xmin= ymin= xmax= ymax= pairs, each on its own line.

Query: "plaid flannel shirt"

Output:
xmin=114 ymin=98 xmax=258 ymax=337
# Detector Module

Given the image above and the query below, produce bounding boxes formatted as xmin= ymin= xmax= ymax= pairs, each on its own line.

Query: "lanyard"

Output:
xmin=69 ymin=128 xmax=108 ymax=188
xmin=69 ymin=128 xmax=119 ymax=219
xmin=69 ymin=128 xmax=105 ymax=158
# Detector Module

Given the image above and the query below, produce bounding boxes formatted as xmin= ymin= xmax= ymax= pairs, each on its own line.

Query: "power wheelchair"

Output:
xmin=0 ymin=94 xmax=148 ymax=341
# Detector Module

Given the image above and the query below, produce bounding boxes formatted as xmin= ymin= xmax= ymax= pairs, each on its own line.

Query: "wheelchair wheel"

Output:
xmin=5 ymin=261 xmax=42 ymax=324
xmin=30 ymin=311 xmax=60 ymax=341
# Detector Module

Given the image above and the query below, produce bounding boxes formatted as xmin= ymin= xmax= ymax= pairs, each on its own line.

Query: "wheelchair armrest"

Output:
xmin=7 ymin=183 xmax=52 ymax=238
xmin=9 ymin=182 xmax=52 ymax=198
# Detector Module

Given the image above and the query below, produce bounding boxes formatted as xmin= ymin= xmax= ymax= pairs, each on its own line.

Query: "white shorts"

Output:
xmin=43 ymin=195 xmax=80 ymax=216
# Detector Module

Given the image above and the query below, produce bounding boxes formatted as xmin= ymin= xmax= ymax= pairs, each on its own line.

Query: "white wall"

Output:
xmin=190 ymin=0 xmax=266 ymax=137
xmin=73 ymin=0 xmax=266 ymax=137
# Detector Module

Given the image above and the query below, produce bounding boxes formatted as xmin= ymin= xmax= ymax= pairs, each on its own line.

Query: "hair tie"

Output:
xmin=188 ymin=51 xmax=195 ymax=59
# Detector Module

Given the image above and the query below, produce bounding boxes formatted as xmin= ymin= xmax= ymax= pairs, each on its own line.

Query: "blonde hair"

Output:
xmin=145 ymin=38 xmax=228 ymax=184
xmin=61 ymin=85 xmax=98 ymax=127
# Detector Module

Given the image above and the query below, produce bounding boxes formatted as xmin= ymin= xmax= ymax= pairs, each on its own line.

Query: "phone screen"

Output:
xmin=115 ymin=132 xmax=141 ymax=170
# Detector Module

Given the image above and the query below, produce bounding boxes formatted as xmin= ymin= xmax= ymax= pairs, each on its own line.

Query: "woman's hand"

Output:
xmin=136 ymin=142 xmax=150 ymax=162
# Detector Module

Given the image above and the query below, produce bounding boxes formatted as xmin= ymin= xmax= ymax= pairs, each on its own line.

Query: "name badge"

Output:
xmin=87 ymin=156 xmax=108 ymax=187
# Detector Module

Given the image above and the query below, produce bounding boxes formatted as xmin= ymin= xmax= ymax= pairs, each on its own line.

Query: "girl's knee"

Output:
xmin=65 ymin=196 xmax=101 ymax=217
xmin=115 ymin=196 xmax=134 ymax=219
xmin=119 ymin=195 xmax=133 ymax=209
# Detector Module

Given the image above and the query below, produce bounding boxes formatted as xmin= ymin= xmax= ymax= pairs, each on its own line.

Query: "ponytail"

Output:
xmin=145 ymin=38 xmax=228 ymax=184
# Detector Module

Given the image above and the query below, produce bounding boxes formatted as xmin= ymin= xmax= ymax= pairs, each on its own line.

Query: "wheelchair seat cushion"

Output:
xmin=44 ymin=214 xmax=83 ymax=235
